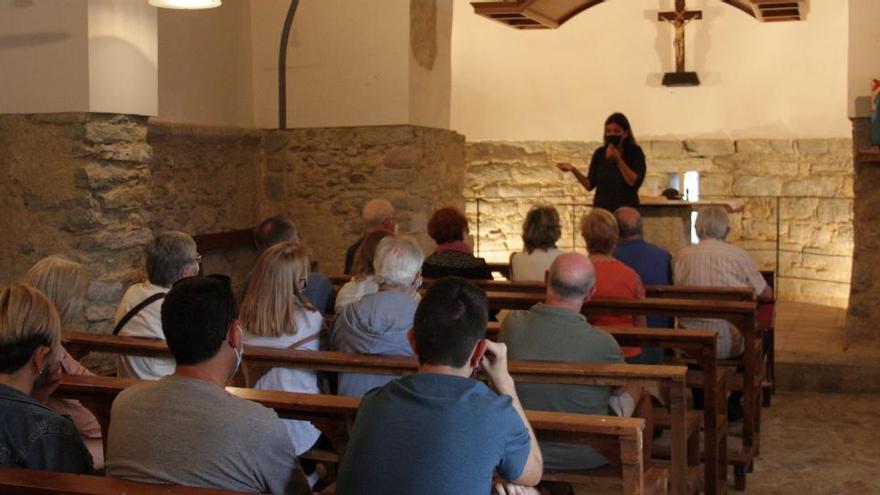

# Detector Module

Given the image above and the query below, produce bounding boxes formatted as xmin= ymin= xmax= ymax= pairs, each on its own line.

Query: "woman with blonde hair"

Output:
xmin=510 ymin=205 xmax=563 ymax=281
xmin=21 ymin=255 xmax=104 ymax=467
xmin=239 ymin=242 xmax=323 ymax=463
xmin=580 ymin=209 xmax=646 ymax=360
xmin=0 ymin=283 xmax=92 ymax=473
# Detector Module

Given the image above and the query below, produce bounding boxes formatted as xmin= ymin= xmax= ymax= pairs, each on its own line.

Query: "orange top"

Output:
xmin=588 ymin=257 xmax=645 ymax=359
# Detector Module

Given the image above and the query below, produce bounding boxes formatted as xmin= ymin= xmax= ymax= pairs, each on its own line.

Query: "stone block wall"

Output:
xmin=0 ymin=113 xmax=153 ymax=334
xmin=1 ymin=117 xmax=466 ymax=336
xmin=465 ymin=138 xmax=854 ymax=307
xmin=262 ymin=125 xmax=467 ymax=274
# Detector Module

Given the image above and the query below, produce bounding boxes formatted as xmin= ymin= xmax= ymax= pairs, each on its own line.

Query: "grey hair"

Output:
xmin=548 ymin=263 xmax=596 ymax=301
xmin=615 ymin=213 xmax=643 ymax=238
xmin=145 ymin=231 xmax=198 ymax=287
xmin=373 ymin=235 xmax=424 ymax=289
xmin=695 ymin=206 xmax=730 ymax=240
xmin=363 ymin=199 xmax=395 ymax=229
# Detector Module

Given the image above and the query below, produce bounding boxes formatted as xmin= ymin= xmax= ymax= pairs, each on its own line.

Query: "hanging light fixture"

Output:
xmin=148 ymin=0 xmax=222 ymax=9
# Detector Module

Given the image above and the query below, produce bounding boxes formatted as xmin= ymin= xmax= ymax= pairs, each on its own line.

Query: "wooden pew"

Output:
xmin=482 ymin=292 xmax=760 ymax=491
xmin=62 ymin=331 xmax=695 ymax=495
xmin=55 ymin=375 xmax=666 ymax=495
xmin=0 ymin=467 xmax=254 ymax=495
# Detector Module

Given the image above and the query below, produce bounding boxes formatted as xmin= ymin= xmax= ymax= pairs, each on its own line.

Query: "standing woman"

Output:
xmin=557 ymin=112 xmax=647 ymax=213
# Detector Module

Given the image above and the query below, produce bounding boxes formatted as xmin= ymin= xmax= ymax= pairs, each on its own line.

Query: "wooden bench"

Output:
xmin=62 ymin=331 xmax=695 ymax=495
xmin=0 ymin=466 xmax=255 ymax=495
xmin=481 ymin=292 xmax=760 ymax=491
xmin=55 ymin=374 xmax=666 ymax=495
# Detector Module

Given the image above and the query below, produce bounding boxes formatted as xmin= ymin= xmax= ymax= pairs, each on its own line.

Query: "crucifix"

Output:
xmin=658 ymin=0 xmax=702 ymax=86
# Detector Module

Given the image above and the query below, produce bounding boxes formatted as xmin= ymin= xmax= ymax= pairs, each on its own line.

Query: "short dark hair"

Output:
xmin=522 ymin=205 xmax=561 ymax=254
xmin=413 ymin=277 xmax=488 ymax=367
xmin=427 ymin=206 xmax=469 ymax=245
xmin=161 ymin=276 xmax=238 ymax=366
xmin=254 ymin=215 xmax=297 ymax=252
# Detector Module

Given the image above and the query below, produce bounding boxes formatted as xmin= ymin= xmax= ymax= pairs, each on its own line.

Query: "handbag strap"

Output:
xmin=113 ymin=293 xmax=166 ymax=336
xmin=286 ymin=332 xmax=322 ymax=350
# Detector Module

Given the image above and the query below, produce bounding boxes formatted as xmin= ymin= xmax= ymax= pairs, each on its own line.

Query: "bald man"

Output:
xmin=344 ymin=199 xmax=396 ymax=274
xmin=613 ymin=207 xmax=673 ymax=364
xmin=498 ymin=253 xmax=636 ymax=475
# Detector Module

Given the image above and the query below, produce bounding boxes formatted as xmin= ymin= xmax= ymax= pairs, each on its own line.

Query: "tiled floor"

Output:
xmin=773 ymin=301 xmax=848 ymax=355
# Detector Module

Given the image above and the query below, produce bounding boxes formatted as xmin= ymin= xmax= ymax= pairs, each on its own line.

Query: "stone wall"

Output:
xmin=1 ymin=117 xmax=466 ymax=337
xmin=262 ymin=125 xmax=467 ymax=274
xmin=148 ymin=123 xmax=264 ymax=293
xmin=0 ymin=113 xmax=153 ymax=334
xmin=465 ymin=138 xmax=854 ymax=308
xmin=847 ymin=118 xmax=880 ymax=346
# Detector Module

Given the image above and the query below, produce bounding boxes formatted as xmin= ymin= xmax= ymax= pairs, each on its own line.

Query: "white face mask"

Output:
xmin=229 ymin=344 xmax=243 ymax=380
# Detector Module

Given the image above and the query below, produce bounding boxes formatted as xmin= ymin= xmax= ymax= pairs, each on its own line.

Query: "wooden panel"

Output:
xmin=0 ymin=467 xmax=251 ymax=495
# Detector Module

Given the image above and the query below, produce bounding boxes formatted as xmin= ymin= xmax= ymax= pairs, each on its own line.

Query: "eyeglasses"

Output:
xmin=194 ymin=254 xmax=203 ymax=264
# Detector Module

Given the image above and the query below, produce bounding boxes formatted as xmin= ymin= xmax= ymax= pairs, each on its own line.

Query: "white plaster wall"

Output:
xmin=156 ymin=0 xmax=254 ymax=127
xmin=249 ymin=0 xmax=411 ymax=129
xmin=409 ymin=0 xmax=453 ymax=129
xmin=848 ymin=0 xmax=880 ymax=117
xmin=88 ymin=0 xmax=157 ymax=116
xmin=0 ymin=0 xmax=89 ymax=113
xmin=451 ymin=0 xmax=850 ymax=140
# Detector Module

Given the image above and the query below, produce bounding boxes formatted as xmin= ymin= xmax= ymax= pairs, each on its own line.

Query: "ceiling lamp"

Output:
xmin=148 ymin=0 xmax=222 ymax=9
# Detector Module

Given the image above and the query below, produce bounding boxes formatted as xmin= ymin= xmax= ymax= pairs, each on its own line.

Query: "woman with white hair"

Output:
xmin=0 ymin=283 xmax=93 ymax=473
xmin=331 ymin=235 xmax=424 ymax=397
xmin=21 ymin=256 xmax=104 ymax=468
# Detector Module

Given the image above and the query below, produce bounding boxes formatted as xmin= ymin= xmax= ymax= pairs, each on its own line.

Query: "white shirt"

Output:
xmin=114 ymin=282 xmax=176 ymax=380
xmin=243 ymin=308 xmax=323 ymax=455
xmin=674 ymin=239 xmax=768 ymax=359
xmin=334 ymin=277 xmax=380 ymax=314
xmin=510 ymin=248 xmax=562 ymax=282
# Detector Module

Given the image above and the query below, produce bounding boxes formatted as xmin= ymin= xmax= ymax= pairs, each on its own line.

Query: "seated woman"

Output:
xmin=422 ymin=206 xmax=492 ymax=280
xmin=21 ymin=256 xmax=104 ymax=468
xmin=331 ymin=235 xmax=423 ymax=397
xmin=334 ymin=229 xmax=392 ymax=314
xmin=510 ymin=205 xmax=563 ymax=282
xmin=0 ymin=283 xmax=93 ymax=473
xmin=580 ymin=209 xmax=646 ymax=360
xmin=239 ymin=242 xmax=323 ymax=459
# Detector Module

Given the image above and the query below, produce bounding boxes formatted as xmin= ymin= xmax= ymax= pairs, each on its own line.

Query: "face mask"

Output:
xmin=32 ymin=360 xmax=51 ymax=389
xmin=229 ymin=344 xmax=243 ymax=380
xmin=604 ymin=134 xmax=623 ymax=147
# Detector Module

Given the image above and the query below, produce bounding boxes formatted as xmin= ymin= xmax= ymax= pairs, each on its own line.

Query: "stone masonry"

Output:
xmin=465 ymin=139 xmax=854 ymax=308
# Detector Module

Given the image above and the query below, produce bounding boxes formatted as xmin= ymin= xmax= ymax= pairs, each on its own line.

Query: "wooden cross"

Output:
xmin=658 ymin=0 xmax=702 ymax=86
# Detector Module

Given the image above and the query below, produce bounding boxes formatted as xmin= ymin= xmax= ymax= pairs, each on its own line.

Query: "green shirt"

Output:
xmin=499 ymin=303 xmax=624 ymax=470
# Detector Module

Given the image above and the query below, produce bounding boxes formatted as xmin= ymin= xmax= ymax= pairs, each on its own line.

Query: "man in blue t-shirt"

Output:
xmin=334 ymin=277 xmax=543 ymax=495
xmin=613 ymin=207 xmax=673 ymax=364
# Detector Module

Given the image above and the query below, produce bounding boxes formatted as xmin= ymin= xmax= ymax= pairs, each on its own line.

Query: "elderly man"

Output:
xmin=114 ymin=231 xmax=200 ymax=380
xmin=332 ymin=235 xmax=423 ymax=397
xmin=499 ymin=253 xmax=639 ymax=476
xmin=613 ymin=207 xmax=673 ymax=364
xmin=251 ymin=215 xmax=334 ymax=315
xmin=344 ymin=199 xmax=396 ymax=275
xmin=106 ymin=276 xmax=311 ymax=495
xmin=335 ymin=277 xmax=542 ymax=495
xmin=674 ymin=206 xmax=773 ymax=359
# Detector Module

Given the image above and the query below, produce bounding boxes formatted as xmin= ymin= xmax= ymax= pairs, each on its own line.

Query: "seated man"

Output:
xmin=114 ymin=231 xmax=200 ymax=380
xmin=0 ymin=284 xmax=93 ymax=474
xmin=613 ymin=206 xmax=673 ymax=364
xmin=331 ymin=235 xmax=423 ymax=397
xmin=499 ymin=253 xmax=638 ymax=471
xmin=674 ymin=206 xmax=773 ymax=359
xmin=335 ymin=277 xmax=542 ymax=495
xmin=252 ymin=215 xmax=334 ymax=315
xmin=105 ymin=276 xmax=310 ymax=495
xmin=344 ymin=198 xmax=396 ymax=275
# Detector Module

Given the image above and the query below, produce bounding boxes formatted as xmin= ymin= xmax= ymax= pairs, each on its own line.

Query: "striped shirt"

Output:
xmin=673 ymin=239 xmax=767 ymax=358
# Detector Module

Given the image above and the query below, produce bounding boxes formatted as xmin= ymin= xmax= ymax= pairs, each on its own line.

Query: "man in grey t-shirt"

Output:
xmin=499 ymin=253 xmax=638 ymax=471
xmin=106 ymin=276 xmax=310 ymax=495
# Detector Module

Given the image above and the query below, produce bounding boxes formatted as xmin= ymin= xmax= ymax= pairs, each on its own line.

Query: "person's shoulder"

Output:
xmin=582 ymin=323 xmax=622 ymax=350
xmin=498 ymin=309 xmax=531 ymax=338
